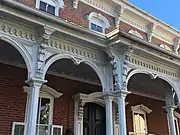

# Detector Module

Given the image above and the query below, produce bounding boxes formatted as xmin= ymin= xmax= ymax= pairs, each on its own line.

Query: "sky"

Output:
xmin=128 ymin=0 xmax=180 ymax=30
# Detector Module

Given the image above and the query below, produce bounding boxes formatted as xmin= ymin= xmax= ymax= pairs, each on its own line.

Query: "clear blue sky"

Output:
xmin=128 ymin=0 xmax=180 ymax=30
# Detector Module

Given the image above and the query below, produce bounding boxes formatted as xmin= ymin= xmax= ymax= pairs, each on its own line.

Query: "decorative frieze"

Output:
xmin=153 ymin=32 xmax=174 ymax=45
xmin=129 ymin=56 xmax=180 ymax=78
xmin=80 ymin=0 xmax=114 ymax=16
xmin=0 ymin=23 xmax=37 ymax=42
xmin=47 ymin=39 xmax=106 ymax=63
xmin=121 ymin=15 xmax=147 ymax=32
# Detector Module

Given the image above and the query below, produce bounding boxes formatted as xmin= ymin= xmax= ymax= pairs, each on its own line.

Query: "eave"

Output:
xmin=108 ymin=30 xmax=180 ymax=68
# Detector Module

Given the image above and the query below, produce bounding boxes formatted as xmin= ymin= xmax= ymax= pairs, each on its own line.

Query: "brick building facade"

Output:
xmin=0 ymin=0 xmax=180 ymax=135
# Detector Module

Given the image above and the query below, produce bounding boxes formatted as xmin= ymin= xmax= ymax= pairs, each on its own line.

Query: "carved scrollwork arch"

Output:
xmin=43 ymin=53 xmax=106 ymax=91
xmin=126 ymin=68 xmax=180 ymax=103
xmin=0 ymin=34 xmax=32 ymax=79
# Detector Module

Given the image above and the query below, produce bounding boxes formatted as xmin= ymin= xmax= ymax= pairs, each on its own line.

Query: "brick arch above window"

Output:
xmin=87 ymin=12 xmax=110 ymax=33
xmin=36 ymin=0 xmax=64 ymax=16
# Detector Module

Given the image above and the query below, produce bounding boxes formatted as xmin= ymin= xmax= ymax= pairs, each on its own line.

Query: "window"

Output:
xmin=36 ymin=95 xmax=53 ymax=135
xmin=36 ymin=0 xmax=64 ymax=16
xmin=159 ymin=44 xmax=172 ymax=52
xmin=23 ymin=85 xmax=63 ymax=135
xmin=131 ymin=104 xmax=152 ymax=135
xmin=174 ymin=117 xmax=180 ymax=135
xmin=174 ymin=112 xmax=180 ymax=135
xmin=39 ymin=1 xmax=55 ymax=15
xmin=91 ymin=23 xmax=103 ymax=33
xmin=87 ymin=12 xmax=110 ymax=33
xmin=134 ymin=113 xmax=146 ymax=134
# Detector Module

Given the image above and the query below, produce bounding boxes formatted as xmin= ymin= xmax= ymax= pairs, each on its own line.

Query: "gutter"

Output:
xmin=1 ymin=0 xmax=106 ymax=39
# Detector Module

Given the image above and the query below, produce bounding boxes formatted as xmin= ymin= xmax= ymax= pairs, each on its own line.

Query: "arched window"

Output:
xmin=131 ymin=104 xmax=152 ymax=134
xmin=128 ymin=30 xmax=144 ymax=39
xmin=36 ymin=0 xmax=64 ymax=16
xmin=87 ymin=12 xmax=110 ymax=33
xmin=159 ymin=44 xmax=172 ymax=52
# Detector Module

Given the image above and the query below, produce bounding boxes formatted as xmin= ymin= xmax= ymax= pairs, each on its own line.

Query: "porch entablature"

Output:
xmin=107 ymin=31 xmax=180 ymax=79
xmin=0 ymin=16 xmax=112 ymax=92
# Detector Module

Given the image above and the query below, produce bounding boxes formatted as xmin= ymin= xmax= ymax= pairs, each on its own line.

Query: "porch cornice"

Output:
xmin=107 ymin=30 xmax=180 ymax=67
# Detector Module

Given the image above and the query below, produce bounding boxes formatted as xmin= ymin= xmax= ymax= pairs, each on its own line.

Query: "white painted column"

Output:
xmin=73 ymin=100 xmax=84 ymax=135
xmin=25 ymin=78 xmax=46 ymax=135
xmin=165 ymin=106 xmax=177 ymax=135
xmin=104 ymin=94 xmax=114 ymax=135
xmin=116 ymin=90 xmax=129 ymax=135
xmin=114 ymin=110 xmax=119 ymax=135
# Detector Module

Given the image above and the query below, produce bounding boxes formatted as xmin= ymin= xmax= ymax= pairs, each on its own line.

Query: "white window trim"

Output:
xmin=36 ymin=0 xmax=64 ymax=16
xmin=159 ymin=44 xmax=172 ymax=52
xmin=23 ymin=85 xmax=63 ymax=125
xmin=174 ymin=111 xmax=180 ymax=135
xmin=131 ymin=104 xmax=152 ymax=134
xmin=87 ymin=12 xmax=110 ymax=33
xmin=128 ymin=30 xmax=144 ymax=39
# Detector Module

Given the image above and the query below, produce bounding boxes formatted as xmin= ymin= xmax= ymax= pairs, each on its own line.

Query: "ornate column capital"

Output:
xmin=115 ymin=5 xmax=125 ymax=28
xmin=25 ymin=77 xmax=47 ymax=87
xmin=164 ymin=105 xmax=177 ymax=111
xmin=113 ymin=90 xmax=131 ymax=98
xmin=38 ymin=26 xmax=55 ymax=43
xmin=103 ymin=92 xmax=115 ymax=100
xmin=147 ymin=22 xmax=156 ymax=42
xmin=106 ymin=45 xmax=133 ymax=91
xmin=35 ymin=26 xmax=55 ymax=78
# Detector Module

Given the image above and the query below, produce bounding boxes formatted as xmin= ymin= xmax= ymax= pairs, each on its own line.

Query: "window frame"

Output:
xmin=36 ymin=0 xmax=64 ymax=16
xmin=37 ymin=91 xmax=54 ymax=125
xmin=131 ymin=104 xmax=152 ymax=134
xmin=23 ymin=85 xmax=63 ymax=125
xmin=174 ymin=111 xmax=180 ymax=135
xmin=87 ymin=12 xmax=110 ymax=33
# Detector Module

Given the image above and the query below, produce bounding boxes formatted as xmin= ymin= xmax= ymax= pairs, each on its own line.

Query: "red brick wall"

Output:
xmin=152 ymin=37 xmax=173 ymax=51
xmin=60 ymin=0 xmax=115 ymax=33
xmin=46 ymin=74 xmax=101 ymax=134
xmin=126 ymin=94 xmax=169 ymax=135
xmin=13 ymin=0 xmax=115 ymax=33
xmin=120 ymin=22 xmax=148 ymax=41
xmin=13 ymin=0 xmax=36 ymax=7
xmin=0 ymin=63 xmax=172 ymax=135
xmin=0 ymin=62 xmax=101 ymax=135
xmin=0 ymin=63 xmax=27 ymax=135
xmin=11 ymin=0 xmax=173 ymax=49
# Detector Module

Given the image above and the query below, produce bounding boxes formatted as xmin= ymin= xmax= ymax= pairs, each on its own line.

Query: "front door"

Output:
xmin=83 ymin=103 xmax=106 ymax=135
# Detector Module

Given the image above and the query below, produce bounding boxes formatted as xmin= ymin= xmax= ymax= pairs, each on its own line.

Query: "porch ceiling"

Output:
xmin=127 ymin=73 xmax=171 ymax=99
xmin=0 ymin=40 xmax=25 ymax=67
xmin=47 ymin=59 xmax=101 ymax=83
